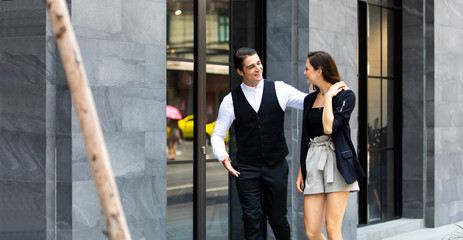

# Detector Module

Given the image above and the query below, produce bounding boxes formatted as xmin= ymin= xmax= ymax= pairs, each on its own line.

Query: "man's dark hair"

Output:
xmin=234 ymin=47 xmax=257 ymax=71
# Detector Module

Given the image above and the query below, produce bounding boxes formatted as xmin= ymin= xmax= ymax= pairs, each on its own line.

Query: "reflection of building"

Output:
xmin=1 ymin=0 xmax=463 ymax=240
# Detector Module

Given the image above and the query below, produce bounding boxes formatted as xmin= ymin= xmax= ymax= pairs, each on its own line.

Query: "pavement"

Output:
xmin=383 ymin=220 xmax=463 ymax=240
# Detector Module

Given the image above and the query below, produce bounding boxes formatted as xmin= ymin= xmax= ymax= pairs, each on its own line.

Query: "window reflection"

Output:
xmin=206 ymin=161 xmax=229 ymax=239
xmin=382 ymin=8 xmax=396 ymax=77
xmin=167 ymin=1 xmax=194 ymax=59
xmin=367 ymin=5 xmax=381 ymax=77
xmin=365 ymin=3 xmax=399 ymax=223
xmin=206 ymin=0 xmax=230 ymax=63
xmin=167 ymin=163 xmax=193 ymax=240
xmin=166 ymin=0 xmax=230 ymax=239
xmin=167 ymin=62 xmax=194 ymax=161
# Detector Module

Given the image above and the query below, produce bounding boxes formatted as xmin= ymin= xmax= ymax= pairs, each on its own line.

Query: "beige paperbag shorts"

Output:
xmin=304 ymin=135 xmax=359 ymax=195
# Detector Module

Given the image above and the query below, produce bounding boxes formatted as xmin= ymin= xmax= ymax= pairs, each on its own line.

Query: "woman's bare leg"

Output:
xmin=172 ymin=142 xmax=178 ymax=160
xmin=304 ymin=193 xmax=327 ymax=240
xmin=325 ymin=191 xmax=349 ymax=240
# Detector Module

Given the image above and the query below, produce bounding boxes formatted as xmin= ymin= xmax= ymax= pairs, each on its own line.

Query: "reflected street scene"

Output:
xmin=166 ymin=0 xmax=230 ymax=239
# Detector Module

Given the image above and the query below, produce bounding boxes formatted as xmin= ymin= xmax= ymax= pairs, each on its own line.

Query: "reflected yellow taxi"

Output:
xmin=169 ymin=115 xmax=229 ymax=143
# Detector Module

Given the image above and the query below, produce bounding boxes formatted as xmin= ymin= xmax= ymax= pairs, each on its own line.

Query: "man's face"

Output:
xmin=237 ymin=54 xmax=263 ymax=85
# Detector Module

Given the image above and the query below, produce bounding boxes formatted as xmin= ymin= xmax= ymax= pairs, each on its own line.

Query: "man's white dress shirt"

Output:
xmin=211 ymin=79 xmax=307 ymax=161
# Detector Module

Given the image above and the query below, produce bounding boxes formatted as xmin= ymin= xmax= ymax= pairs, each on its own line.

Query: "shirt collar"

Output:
xmin=241 ymin=79 xmax=264 ymax=91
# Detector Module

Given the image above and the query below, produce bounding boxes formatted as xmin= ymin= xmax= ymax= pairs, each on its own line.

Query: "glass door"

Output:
xmin=166 ymin=0 xmax=195 ymax=238
xmin=166 ymin=0 xmax=265 ymax=238
xmin=204 ymin=0 xmax=231 ymax=239
xmin=166 ymin=0 xmax=230 ymax=239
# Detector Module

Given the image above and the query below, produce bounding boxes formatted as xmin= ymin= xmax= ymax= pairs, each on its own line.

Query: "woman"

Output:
xmin=296 ymin=51 xmax=365 ymax=240
xmin=167 ymin=119 xmax=181 ymax=160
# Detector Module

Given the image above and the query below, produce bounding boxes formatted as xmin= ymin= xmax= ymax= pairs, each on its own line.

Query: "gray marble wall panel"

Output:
xmin=267 ymin=0 xmax=300 ymax=238
xmin=145 ymin=132 xmax=167 ymax=176
xmin=0 ymin=0 xmax=45 ymax=37
xmin=0 ymin=2 xmax=51 ymax=238
xmin=0 ymin=132 xmax=46 ymax=181
xmin=434 ymin=0 xmax=463 ymax=227
xmin=122 ymin=0 xmax=166 ymax=45
xmin=145 ymin=44 xmax=167 ymax=89
xmin=402 ymin=0 xmax=426 ymax=220
xmin=70 ymin=0 xmax=167 ymax=239
xmin=72 ymin=0 xmax=122 ymax=40
xmin=0 ymin=180 xmax=46 ymax=239
xmin=97 ymin=40 xmax=146 ymax=87
xmin=308 ymin=0 xmax=359 ymax=239
xmin=0 ymin=37 xmax=47 ymax=133
xmin=46 ymin=8 xmax=69 ymax=240
xmin=122 ymin=88 xmax=165 ymax=132
xmin=267 ymin=0 xmax=358 ymax=239
xmin=2 ymin=0 xmax=168 ymax=238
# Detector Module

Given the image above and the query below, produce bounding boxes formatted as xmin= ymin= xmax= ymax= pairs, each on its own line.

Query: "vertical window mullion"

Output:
xmin=193 ymin=0 xmax=207 ymax=239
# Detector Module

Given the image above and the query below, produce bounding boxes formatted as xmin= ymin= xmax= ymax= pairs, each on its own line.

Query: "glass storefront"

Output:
xmin=166 ymin=0 xmax=265 ymax=238
xmin=166 ymin=1 xmax=230 ymax=239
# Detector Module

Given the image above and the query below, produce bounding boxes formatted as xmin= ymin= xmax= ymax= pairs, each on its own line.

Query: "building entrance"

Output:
xmin=166 ymin=0 xmax=265 ymax=239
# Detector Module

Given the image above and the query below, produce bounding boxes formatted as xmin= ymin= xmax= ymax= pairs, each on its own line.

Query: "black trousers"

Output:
xmin=234 ymin=160 xmax=290 ymax=240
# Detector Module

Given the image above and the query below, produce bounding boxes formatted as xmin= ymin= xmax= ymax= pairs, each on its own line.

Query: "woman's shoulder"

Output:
xmin=303 ymin=91 xmax=318 ymax=106
xmin=336 ymin=89 xmax=355 ymax=100
xmin=305 ymin=90 xmax=318 ymax=100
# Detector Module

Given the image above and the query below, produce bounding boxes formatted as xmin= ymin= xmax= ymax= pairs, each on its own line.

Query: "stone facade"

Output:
xmin=434 ymin=0 xmax=463 ymax=227
xmin=402 ymin=0 xmax=463 ymax=229
xmin=71 ymin=0 xmax=167 ymax=239
xmin=0 ymin=0 xmax=166 ymax=239
xmin=1 ymin=0 xmax=463 ymax=239
xmin=0 ymin=0 xmax=49 ymax=239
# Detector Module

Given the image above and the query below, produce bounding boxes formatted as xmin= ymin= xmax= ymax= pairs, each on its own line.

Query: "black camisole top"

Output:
xmin=307 ymin=107 xmax=325 ymax=139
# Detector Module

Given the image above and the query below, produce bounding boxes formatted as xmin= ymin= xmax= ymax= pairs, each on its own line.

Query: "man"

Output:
xmin=211 ymin=47 xmax=307 ymax=240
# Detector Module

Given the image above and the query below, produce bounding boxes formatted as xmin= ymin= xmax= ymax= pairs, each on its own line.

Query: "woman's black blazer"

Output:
xmin=300 ymin=89 xmax=365 ymax=184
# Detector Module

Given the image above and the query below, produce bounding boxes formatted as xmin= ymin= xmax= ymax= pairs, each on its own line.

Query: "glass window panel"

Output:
xmin=381 ymin=0 xmax=400 ymax=7
xmin=367 ymin=5 xmax=381 ymax=77
xmin=206 ymin=0 xmax=230 ymax=63
xmin=167 ymin=0 xmax=194 ymax=59
xmin=382 ymin=79 xmax=394 ymax=148
xmin=206 ymin=161 xmax=229 ymax=239
xmin=167 ymin=60 xmax=194 ymax=160
xmin=363 ymin=2 xmax=400 ymax=224
xmin=167 ymin=163 xmax=193 ymax=240
xmin=205 ymin=65 xmax=230 ymax=157
xmin=382 ymin=150 xmax=396 ymax=219
xmin=205 ymin=64 xmax=230 ymax=238
xmin=367 ymin=149 xmax=382 ymax=222
xmin=367 ymin=78 xmax=382 ymax=149
xmin=367 ymin=78 xmax=382 ymax=223
xmin=382 ymin=8 xmax=396 ymax=77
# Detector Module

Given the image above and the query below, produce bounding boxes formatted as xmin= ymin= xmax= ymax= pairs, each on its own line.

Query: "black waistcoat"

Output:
xmin=231 ymin=80 xmax=289 ymax=166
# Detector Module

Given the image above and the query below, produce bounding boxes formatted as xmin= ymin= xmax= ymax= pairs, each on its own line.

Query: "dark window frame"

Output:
xmin=358 ymin=0 xmax=403 ymax=225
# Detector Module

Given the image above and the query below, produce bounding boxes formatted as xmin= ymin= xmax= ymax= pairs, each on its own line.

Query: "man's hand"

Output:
xmin=220 ymin=156 xmax=240 ymax=177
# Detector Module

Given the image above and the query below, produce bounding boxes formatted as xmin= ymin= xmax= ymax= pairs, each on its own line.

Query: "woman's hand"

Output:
xmin=296 ymin=168 xmax=304 ymax=193
xmin=220 ymin=156 xmax=240 ymax=177
xmin=326 ymin=81 xmax=348 ymax=98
